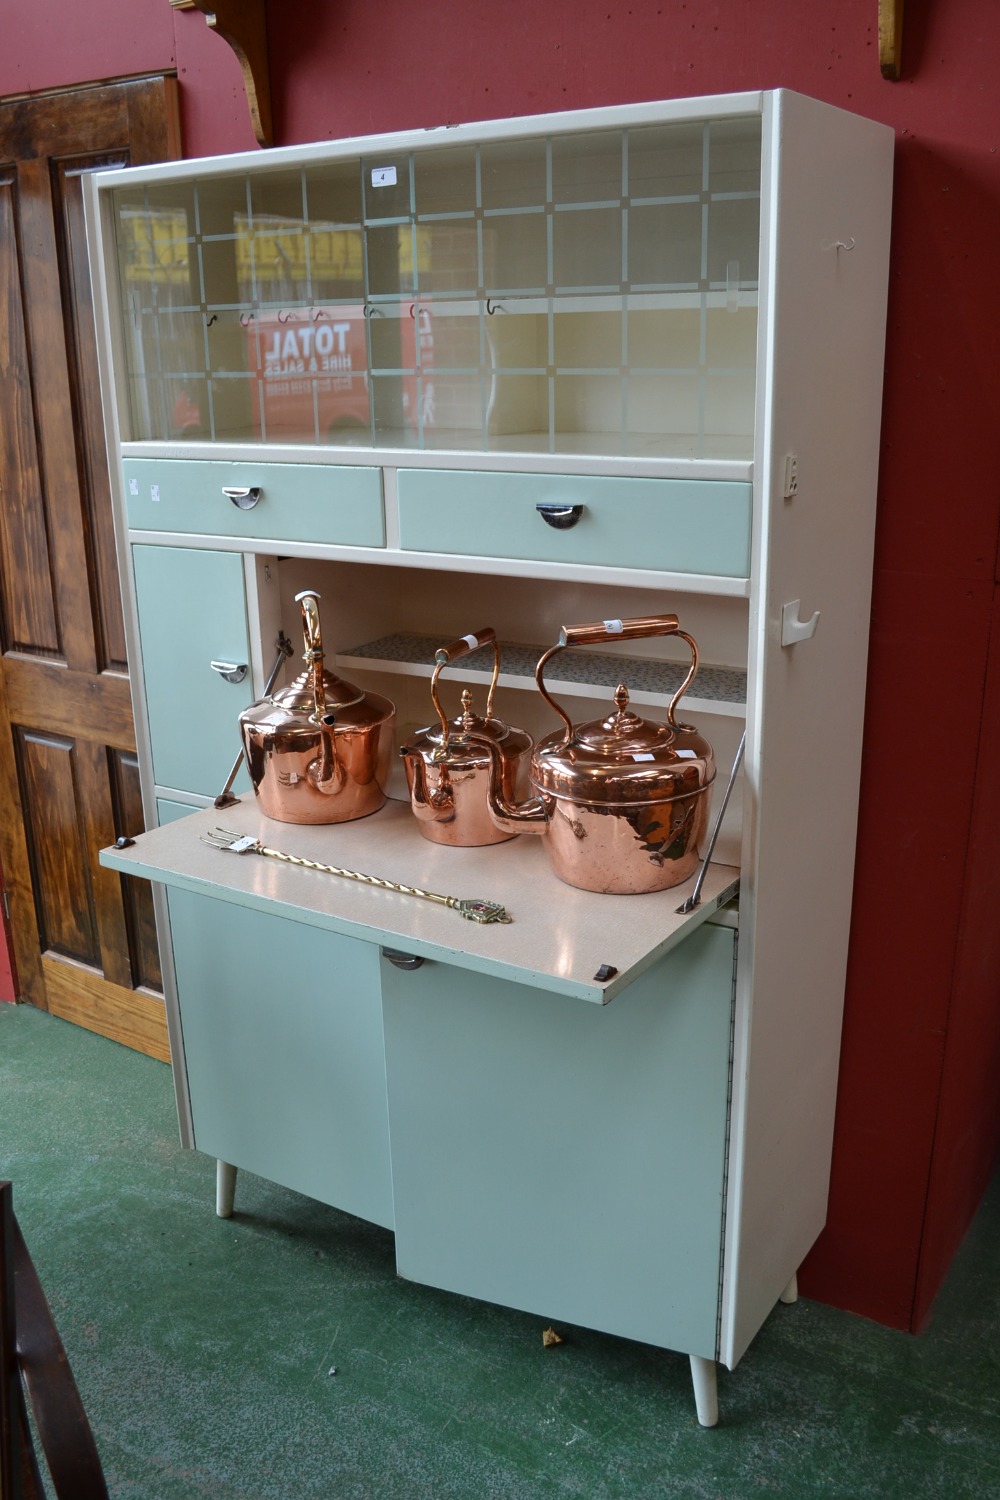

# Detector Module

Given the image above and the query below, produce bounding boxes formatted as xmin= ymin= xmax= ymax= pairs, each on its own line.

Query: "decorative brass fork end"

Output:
xmin=200 ymin=828 xmax=513 ymax=924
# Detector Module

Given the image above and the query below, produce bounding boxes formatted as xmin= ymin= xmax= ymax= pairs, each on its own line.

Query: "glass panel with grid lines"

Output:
xmin=110 ymin=113 xmax=761 ymax=456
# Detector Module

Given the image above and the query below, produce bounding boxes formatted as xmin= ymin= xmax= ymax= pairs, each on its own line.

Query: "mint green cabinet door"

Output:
xmin=167 ymin=889 xmax=393 ymax=1229
xmin=382 ymin=923 xmax=734 ymax=1359
xmin=132 ymin=545 xmax=251 ymax=797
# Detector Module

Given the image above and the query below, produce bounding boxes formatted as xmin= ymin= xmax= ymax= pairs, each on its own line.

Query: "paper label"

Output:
xmin=371 ymin=165 xmax=397 ymax=187
xmin=632 ymin=752 xmax=656 ymax=762
xmin=603 ymin=618 xmax=624 ymax=634
xmin=676 ymin=748 xmax=697 ymax=759
xmin=129 ymin=478 xmax=139 ymax=496
xmin=462 ymin=634 xmax=480 ymax=651
xmin=150 ymin=484 xmax=160 ymax=502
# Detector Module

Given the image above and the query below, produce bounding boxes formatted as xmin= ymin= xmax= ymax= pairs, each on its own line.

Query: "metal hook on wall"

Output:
xmin=277 ymin=310 xmax=296 ymax=323
xmin=824 ymin=236 xmax=856 ymax=253
xmin=239 ymin=312 xmax=255 ymax=327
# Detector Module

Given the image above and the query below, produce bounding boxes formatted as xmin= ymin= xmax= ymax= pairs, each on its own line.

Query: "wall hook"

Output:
xmin=277 ymin=310 xmax=296 ymax=323
xmin=781 ymin=600 xmax=820 ymax=647
xmin=206 ymin=313 xmax=218 ymax=327
xmin=239 ymin=312 xmax=255 ymax=327
xmin=486 ymin=297 xmax=503 ymax=315
xmin=824 ymin=236 xmax=856 ymax=253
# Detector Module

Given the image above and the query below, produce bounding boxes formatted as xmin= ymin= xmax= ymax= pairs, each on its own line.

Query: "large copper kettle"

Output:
xmin=239 ymin=590 xmax=395 ymax=824
xmin=399 ymin=627 xmax=532 ymax=847
xmin=474 ymin=614 xmax=716 ymax=893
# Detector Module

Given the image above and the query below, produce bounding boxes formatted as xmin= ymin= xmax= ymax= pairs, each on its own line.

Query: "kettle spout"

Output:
xmin=400 ymin=747 xmax=455 ymax=824
xmin=469 ymin=733 xmax=549 ymax=837
xmin=307 ymin=715 xmax=348 ymax=797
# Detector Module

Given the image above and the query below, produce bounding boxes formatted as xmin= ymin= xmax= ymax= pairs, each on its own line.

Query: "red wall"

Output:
xmin=3 ymin=0 xmax=999 ymax=1332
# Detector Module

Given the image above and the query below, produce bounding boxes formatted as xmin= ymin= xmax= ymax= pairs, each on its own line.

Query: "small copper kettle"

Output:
xmin=474 ymin=614 xmax=716 ymax=893
xmin=399 ymin=627 xmax=532 ymax=847
xmin=239 ymin=590 xmax=395 ymax=825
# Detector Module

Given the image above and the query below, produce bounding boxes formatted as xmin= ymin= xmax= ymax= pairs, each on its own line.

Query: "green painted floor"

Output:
xmin=1 ymin=1001 xmax=998 ymax=1500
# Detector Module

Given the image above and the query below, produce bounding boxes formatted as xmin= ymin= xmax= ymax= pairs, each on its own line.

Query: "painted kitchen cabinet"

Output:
xmin=88 ymin=89 xmax=893 ymax=1424
xmin=131 ymin=544 xmax=253 ymax=798
xmin=167 ymin=888 xmax=393 ymax=1229
xmin=381 ymin=922 xmax=736 ymax=1360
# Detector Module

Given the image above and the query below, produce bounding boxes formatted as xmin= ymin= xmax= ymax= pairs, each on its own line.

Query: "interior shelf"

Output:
xmin=337 ymin=632 xmax=748 ymax=717
xmin=363 ymin=291 xmax=760 ymax=317
xmin=284 ymin=428 xmax=756 ymax=461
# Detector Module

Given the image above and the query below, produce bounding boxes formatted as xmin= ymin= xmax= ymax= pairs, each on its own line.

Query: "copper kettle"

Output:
xmin=474 ymin=614 xmax=716 ymax=893
xmin=399 ymin=627 xmax=532 ymax=847
xmin=239 ymin=590 xmax=395 ymax=825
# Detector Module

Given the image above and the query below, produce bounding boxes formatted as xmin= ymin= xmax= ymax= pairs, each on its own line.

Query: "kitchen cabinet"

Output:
xmin=87 ymin=88 xmax=893 ymax=1424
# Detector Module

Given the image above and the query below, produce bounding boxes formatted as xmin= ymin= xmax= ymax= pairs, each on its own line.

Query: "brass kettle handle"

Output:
xmin=430 ymin=627 xmax=500 ymax=747
xmin=295 ymin=589 xmax=329 ymax=721
xmin=535 ymin=612 xmax=700 ymax=742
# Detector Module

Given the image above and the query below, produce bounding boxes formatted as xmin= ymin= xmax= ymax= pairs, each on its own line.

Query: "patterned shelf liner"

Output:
xmin=340 ymin=633 xmax=747 ymax=707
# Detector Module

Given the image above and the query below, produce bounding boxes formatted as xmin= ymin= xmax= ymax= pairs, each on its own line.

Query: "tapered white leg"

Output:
xmin=689 ymin=1355 xmax=718 ymax=1427
xmin=780 ymin=1272 xmax=799 ymax=1304
xmin=216 ymin=1160 xmax=237 ymax=1218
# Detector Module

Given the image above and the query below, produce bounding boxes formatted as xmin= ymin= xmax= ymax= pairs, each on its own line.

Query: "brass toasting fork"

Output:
xmin=200 ymin=828 xmax=513 ymax=924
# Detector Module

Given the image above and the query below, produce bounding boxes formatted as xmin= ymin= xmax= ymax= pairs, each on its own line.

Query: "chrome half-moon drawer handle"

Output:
xmin=209 ymin=660 xmax=248 ymax=685
xmin=536 ymin=503 xmax=583 ymax=530
xmin=222 ymin=486 xmax=262 ymax=510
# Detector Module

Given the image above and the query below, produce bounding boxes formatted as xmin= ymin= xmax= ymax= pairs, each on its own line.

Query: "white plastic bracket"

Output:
xmin=782 ymin=453 xmax=799 ymax=500
xmin=781 ymin=600 xmax=820 ymax=647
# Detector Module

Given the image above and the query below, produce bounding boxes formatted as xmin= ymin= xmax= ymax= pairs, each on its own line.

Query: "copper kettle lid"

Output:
xmin=403 ymin=627 xmax=530 ymax=760
xmin=269 ymin=665 xmax=366 ymax=716
xmin=244 ymin=590 xmax=391 ymax=727
xmin=424 ymin=690 xmax=515 ymax=747
xmin=402 ymin=687 xmax=530 ymax=766
xmin=533 ymin=682 xmax=716 ymax=805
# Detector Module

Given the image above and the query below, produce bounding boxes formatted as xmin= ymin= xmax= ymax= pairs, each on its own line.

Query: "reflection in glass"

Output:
xmin=110 ymin=114 xmax=762 ymax=455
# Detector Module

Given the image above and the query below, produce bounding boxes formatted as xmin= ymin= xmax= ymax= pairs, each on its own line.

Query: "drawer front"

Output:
xmin=132 ymin=545 xmax=252 ymax=798
xmin=123 ymin=459 xmax=385 ymax=548
xmin=397 ymin=470 xmax=751 ymax=577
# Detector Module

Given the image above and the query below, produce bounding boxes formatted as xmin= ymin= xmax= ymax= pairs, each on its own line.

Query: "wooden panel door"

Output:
xmin=0 ymin=77 xmax=180 ymax=1058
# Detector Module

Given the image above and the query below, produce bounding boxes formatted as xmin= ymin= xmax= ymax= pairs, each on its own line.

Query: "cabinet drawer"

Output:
xmin=397 ymin=470 xmax=751 ymax=577
xmin=123 ymin=459 xmax=385 ymax=548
